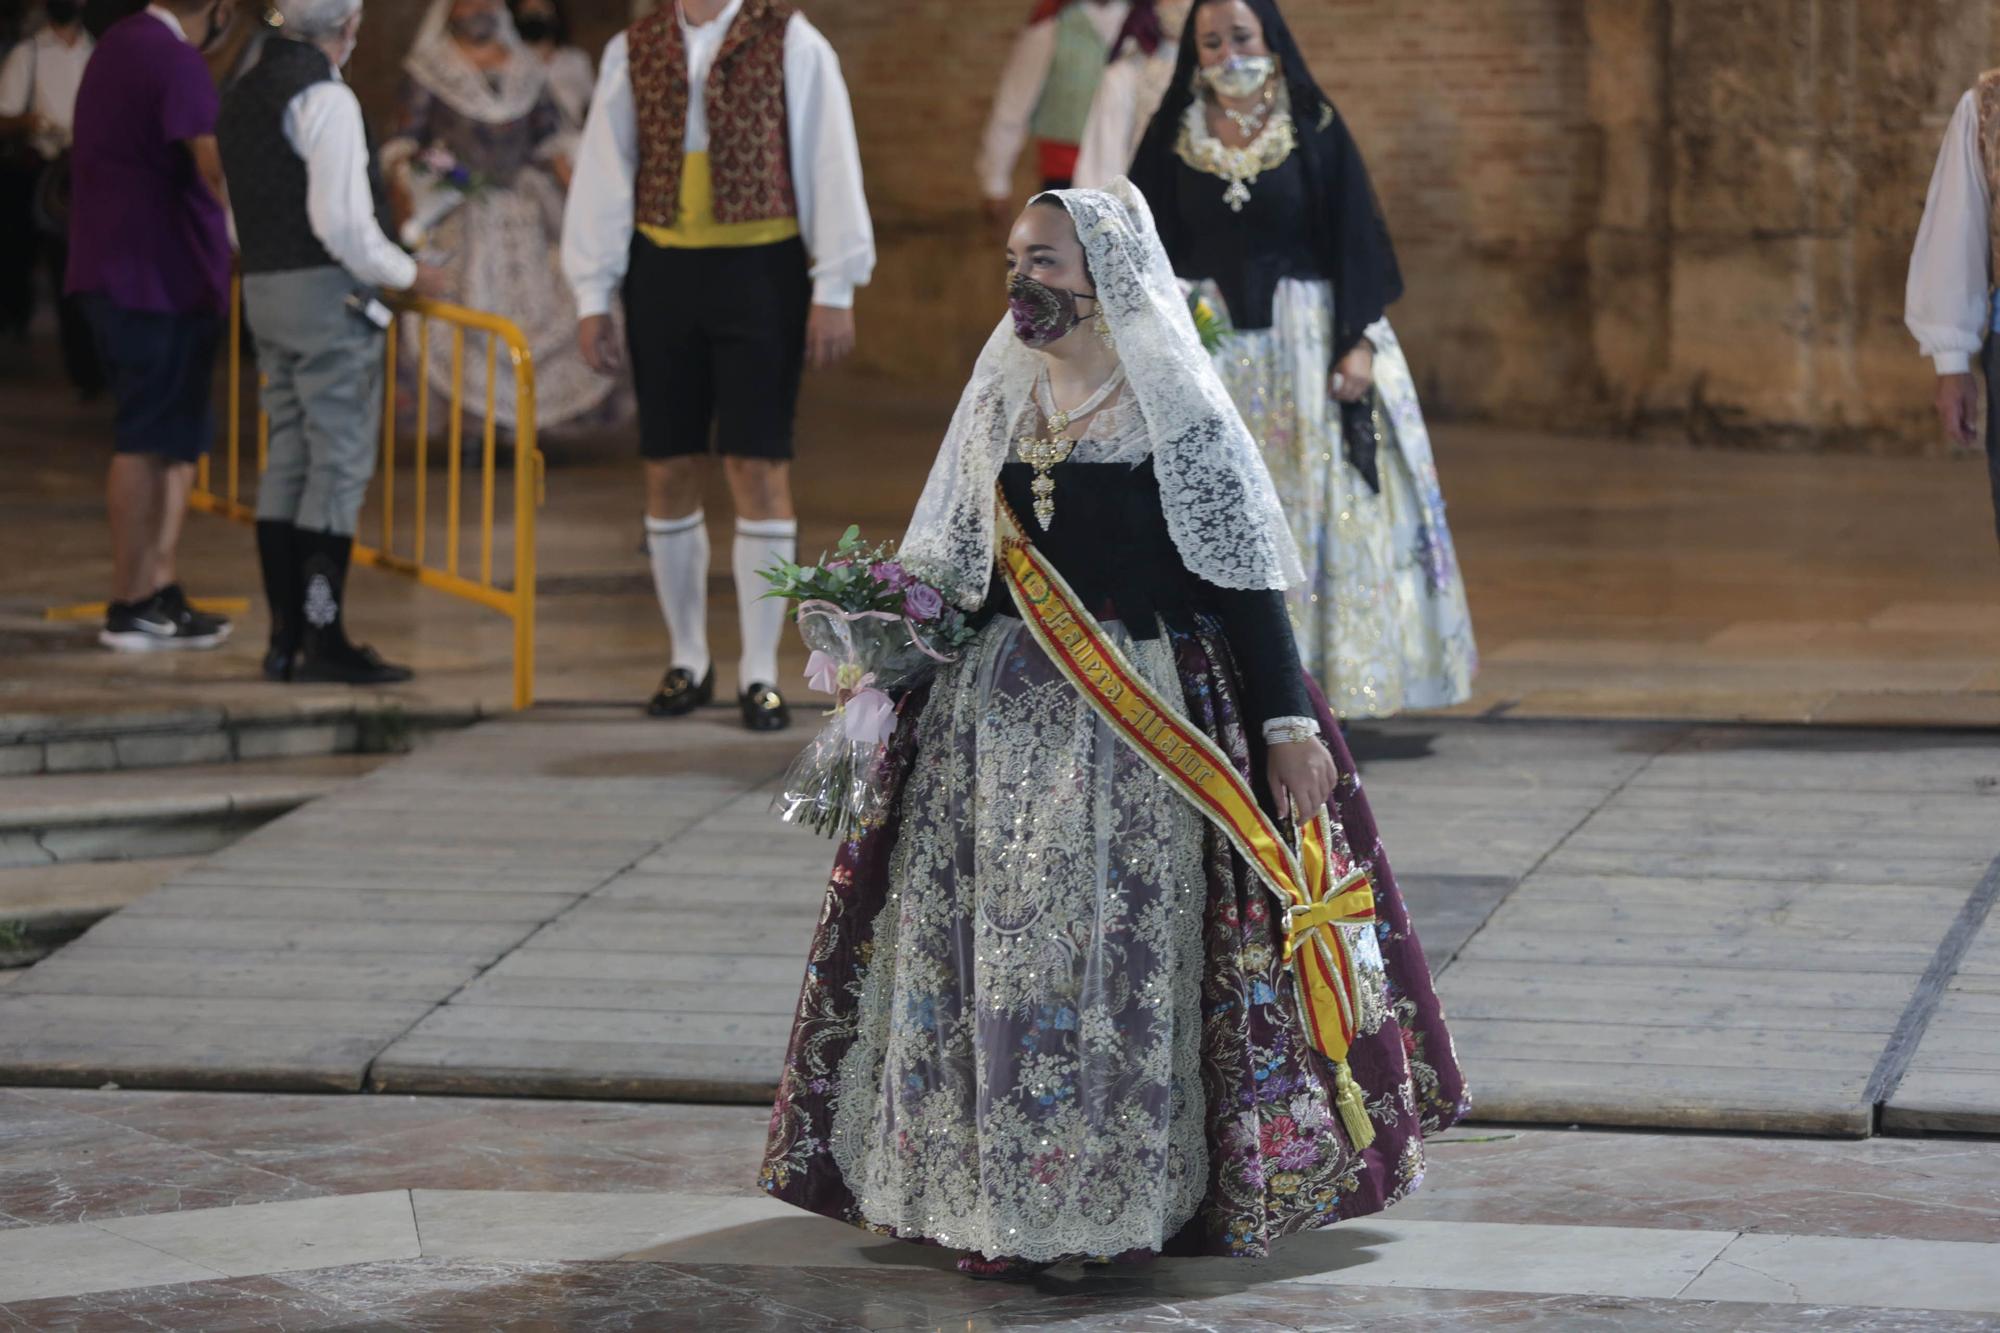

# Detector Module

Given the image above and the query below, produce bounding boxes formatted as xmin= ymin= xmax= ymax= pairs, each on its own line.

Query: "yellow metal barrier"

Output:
xmin=193 ymin=275 xmax=546 ymax=709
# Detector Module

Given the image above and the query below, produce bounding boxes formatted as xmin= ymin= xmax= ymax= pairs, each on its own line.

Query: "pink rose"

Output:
xmin=903 ymin=584 xmax=943 ymax=622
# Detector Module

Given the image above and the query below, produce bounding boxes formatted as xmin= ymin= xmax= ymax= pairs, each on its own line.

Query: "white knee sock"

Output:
xmin=734 ymin=517 xmax=797 ymax=692
xmin=645 ymin=511 xmax=711 ymax=678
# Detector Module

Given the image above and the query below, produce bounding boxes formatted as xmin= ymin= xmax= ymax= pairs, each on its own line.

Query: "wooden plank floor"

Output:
xmin=1 ymin=713 xmax=1995 ymax=1137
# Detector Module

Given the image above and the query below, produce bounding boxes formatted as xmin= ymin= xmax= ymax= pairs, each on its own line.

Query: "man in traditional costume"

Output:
xmin=977 ymin=0 xmax=1134 ymax=215
xmin=219 ymin=0 xmax=449 ymax=685
xmin=1907 ymin=68 xmax=2000 ymax=548
xmin=562 ymin=0 xmax=874 ymax=729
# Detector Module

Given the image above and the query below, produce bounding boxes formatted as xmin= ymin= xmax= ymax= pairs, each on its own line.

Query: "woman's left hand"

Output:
xmin=1267 ymin=739 xmax=1338 ymax=824
xmin=1331 ymin=342 xmax=1375 ymax=403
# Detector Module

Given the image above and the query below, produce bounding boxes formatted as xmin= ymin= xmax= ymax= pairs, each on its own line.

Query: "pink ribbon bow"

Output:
xmin=841 ymin=687 xmax=898 ymax=745
xmin=804 ymin=649 xmax=842 ymax=696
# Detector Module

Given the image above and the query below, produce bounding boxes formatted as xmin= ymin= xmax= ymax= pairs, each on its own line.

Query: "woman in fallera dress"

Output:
xmin=383 ymin=0 xmax=613 ymax=433
xmin=1126 ymin=0 xmax=1476 ymax=720
xmin=760 ymin=179 xmax=1465 ymax=1278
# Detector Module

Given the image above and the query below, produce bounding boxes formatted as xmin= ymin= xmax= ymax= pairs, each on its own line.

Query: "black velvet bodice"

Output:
xmin=981 ymin=458 xmax=1311 ymax=723
xmin=1168 ymin=150 xmax=1322 ymax=332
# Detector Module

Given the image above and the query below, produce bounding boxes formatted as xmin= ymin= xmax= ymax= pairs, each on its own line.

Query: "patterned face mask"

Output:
xmin=1200 ymin=54 xmax=1277 ymax=101
xmin=1007 ymin=271 xmax=1096 ymax=349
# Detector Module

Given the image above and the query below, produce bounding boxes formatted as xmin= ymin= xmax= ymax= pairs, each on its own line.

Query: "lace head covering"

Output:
xmin=900 ymin=178 xmax=1303 ymax=610
xmin=406 ymin=0 xmax=547 ymax=126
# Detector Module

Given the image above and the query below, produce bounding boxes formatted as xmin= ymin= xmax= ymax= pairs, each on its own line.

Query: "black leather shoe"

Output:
xmin=262 ymin=644 xmax=295 ymax=682
xmin=647 ymin=665 xmax=714 ymax=717
xmin=294 ymin=640 xmax=414 ymax=685
xmin=739 ymin=681 xmax=790 ymax=732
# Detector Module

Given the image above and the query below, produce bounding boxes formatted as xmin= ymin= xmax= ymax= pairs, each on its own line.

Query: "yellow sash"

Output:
xmin=637 ymin=152 xmax=802 ymax=251
xmin=995 ymin=499 xmax=1380 ymax=1149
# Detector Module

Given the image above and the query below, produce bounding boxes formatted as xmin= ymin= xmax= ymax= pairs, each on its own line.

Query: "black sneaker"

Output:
xmin=739 ymin=681 xmax=791 ymax=732
xmin=153 ymin=584 xmax=233 ymax=644
xmin=647 ymin=665 xmax=714 ymax=717
xmin=99 ymin=591 xmax=228 ymax=652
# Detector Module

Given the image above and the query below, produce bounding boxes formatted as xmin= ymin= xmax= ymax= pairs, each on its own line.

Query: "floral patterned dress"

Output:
xmin=761 ymin=398 xmax=1468 ymax=1263
xmin=384 ymin=59 xmax=617 ymax=432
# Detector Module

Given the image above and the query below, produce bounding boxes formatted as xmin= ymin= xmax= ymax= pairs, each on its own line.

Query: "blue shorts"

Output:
xmin=81 ymin=295 xmax=220 ymax=464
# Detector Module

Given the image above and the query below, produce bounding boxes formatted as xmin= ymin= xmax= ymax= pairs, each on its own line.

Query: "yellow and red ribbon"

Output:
xmin=995 ymin=499 xmax=1379 ymax=1148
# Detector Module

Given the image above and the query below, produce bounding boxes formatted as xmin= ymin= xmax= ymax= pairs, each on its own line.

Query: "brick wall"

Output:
xmin=338 ymin=0 xmax=2000 ymax=451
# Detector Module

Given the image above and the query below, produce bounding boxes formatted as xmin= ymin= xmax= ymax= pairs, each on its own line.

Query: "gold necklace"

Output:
xmin=1177 ymin=91 xmax=1297 ymax=212
xmin=1017 ymin=366 xmax=1125 ymax=530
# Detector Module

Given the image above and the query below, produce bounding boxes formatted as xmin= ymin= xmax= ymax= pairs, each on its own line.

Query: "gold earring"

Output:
xmin=1095 ymin=308 xmax=1114 ymax=348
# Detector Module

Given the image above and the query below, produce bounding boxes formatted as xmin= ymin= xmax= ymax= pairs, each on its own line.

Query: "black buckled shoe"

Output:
xmin=647 ymin=665 xmax=714 ymax=717
xmin=739 ymin=681 xmax=790 ymax=732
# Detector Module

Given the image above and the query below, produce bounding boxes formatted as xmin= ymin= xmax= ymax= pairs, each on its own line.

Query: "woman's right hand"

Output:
xmin=1266 ymin=739 xmax=1337 ymax=824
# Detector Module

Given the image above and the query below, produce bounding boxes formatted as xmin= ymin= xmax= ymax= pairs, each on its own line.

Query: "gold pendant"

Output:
xmin=1017 ymin=409 xmax=1075 ymax=530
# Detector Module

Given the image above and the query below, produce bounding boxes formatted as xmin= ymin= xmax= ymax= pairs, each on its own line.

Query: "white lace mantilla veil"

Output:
xmin=405 ymin=0 xmax=548 ymax=125
xmin=899 ymin=178 xmax=1304 ymax=610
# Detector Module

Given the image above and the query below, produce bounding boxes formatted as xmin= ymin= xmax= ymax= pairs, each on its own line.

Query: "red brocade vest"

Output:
xmin=629 ymin=0 xmax=798 ymax=228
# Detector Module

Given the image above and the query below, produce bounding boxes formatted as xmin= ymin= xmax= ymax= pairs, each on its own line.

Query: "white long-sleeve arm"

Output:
xmin=1072 ymin=58 xmax=1140 ymax=191
xmin=287 ymin=81 xmax=417 ymax=293
xmin=786 ymin=16 xmax=874 ymax=309
xmin=1907 ymin=89 xmax=1992 ymax=376
xmin=977 ymin=18 xmax=1057 ymax=201
xmin=561 ymin=32 xmax=637 ymax=320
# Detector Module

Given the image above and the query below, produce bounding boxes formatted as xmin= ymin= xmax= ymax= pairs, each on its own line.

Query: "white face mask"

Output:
xmin=1200 ymin=53 xmax=1275 ymax=101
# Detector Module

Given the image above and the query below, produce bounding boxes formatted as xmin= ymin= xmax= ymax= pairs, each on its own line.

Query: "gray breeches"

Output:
xmin=245 ymin=267 xmax=384 ymax=537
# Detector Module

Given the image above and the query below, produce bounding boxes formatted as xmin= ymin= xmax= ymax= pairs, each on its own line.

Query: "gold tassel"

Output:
xmin=1333 ymin=1060 xmax=1376 ymax=1150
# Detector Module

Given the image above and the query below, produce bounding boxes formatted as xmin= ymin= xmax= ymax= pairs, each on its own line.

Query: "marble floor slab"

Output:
xmin=2 ymin=1186 xmax=1998 ymax=1323
xmin=0 ymin=1085 xmax=1995 ymax=1328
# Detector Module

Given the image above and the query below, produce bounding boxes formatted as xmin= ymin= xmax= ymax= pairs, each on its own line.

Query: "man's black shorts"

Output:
xmin=622 ymin=234 xmax=812 ymax=461
xmin=81 ymin=295 xmax=219 ymax=464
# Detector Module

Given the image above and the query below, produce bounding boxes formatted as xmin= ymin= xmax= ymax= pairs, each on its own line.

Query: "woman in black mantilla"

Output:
xmin=1127 ymin=0 xmax=1477 ymax=722
xmin=759 ymin=180 xmax=1466 ymax=1279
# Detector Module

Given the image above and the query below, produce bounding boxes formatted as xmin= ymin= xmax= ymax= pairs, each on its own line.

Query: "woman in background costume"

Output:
xmin=1126 ymin=0 xmax=1475 ymax=720
xmin=384 ymin=0 xmax=612 ymax=432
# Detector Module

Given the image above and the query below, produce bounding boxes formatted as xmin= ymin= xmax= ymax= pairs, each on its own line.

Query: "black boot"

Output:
xmin=292 ymin=528 xmax=414 ymax=685
xmin=255 ymin=519 xmax=301 ymax=681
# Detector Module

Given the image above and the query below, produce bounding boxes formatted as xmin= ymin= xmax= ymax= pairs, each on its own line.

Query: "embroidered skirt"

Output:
xmin=1212 ymin=279 xmax=1478 ymax=719
xmin=760 ymin=612 xmax=1468 ymax=1262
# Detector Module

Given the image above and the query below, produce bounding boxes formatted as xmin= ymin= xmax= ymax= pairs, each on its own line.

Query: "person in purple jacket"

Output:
xmin=66 ymin=0 xmax=236 ymax=652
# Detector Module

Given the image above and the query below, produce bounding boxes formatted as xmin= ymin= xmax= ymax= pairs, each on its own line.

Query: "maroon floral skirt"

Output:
xmin=759 ymin=615 xmax=1467 ymax=1259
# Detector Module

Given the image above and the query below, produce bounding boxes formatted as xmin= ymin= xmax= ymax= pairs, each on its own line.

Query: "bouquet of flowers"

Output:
xmin=399 ymin=146 xmax=491 ymax=250
xmin=761 ymin=526 xmax=977 ymax=841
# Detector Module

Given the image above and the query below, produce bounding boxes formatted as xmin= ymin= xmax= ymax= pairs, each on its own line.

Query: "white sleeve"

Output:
xmin=1072 ymin=60 xmax=1138 ymax=191
xmin=0 ymin=46 xmax=30 ymax=118
xmin=976 ymin=19 xmax=1057 ymax=201
xmin=785 ymin=16 xmax=875 ymax=309
xmin=287 ymin=83 xmax=418 ymax=293
xmin=561 ymin=32 xmax=638 ymax=320
xmin=1907 ymin=90 xmax=1992 ymax=376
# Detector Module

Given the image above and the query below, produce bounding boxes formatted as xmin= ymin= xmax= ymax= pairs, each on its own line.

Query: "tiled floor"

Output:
xmin=3 ymin=346 xmax=1997 ymax=728
xmin=2 ymin=1088 xmax=1998 ymax=1329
